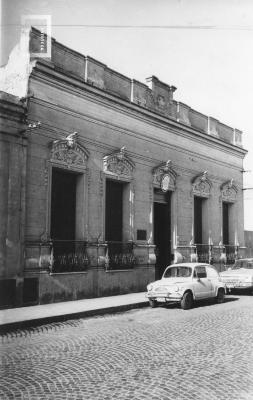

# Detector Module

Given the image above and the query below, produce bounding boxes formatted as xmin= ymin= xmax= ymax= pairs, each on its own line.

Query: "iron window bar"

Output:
xmin=105 ymin=241 xmax=136 ymax=271
xmin=51 ymin=239 xmax=89 ymax=273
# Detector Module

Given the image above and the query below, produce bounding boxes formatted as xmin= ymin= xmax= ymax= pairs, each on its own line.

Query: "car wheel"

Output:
xmin=181 ymin=291 xmax=193 ymax=310
xmin=149 ymin=299 xmax=157 ymax=308
xmin=216 ymin=288 xmax=225 ymax=304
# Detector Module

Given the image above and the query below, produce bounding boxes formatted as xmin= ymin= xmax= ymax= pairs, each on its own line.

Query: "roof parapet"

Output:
xmin=1 ymin=26 xmax=243 ymax=148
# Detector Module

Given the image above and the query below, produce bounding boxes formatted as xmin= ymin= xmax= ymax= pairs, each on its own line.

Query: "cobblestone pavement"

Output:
xmin=1 ymin=295 xmax=253 ymax=400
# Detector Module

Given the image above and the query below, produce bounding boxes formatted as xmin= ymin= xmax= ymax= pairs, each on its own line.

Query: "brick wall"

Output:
xmin=0 ymin=27 xmax=247 ymax=307
xmin=0 ymin=92 xmax=27 ymax=307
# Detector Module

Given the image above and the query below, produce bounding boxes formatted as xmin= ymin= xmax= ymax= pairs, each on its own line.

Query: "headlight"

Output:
xmin=147 ymin=283 xmax=153 ymax=291
xmin=175 ymin=286 xmax=185 ymax=292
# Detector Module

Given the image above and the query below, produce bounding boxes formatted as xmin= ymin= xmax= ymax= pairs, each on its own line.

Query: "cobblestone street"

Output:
xmin=1 ymin=295 xmax=253 ymax=400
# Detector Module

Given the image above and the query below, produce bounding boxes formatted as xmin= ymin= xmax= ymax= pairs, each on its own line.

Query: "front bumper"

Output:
xmin=223 ymin=281 xmax=253 ymax=290
xmin=146 ymin=291 xmax=183 ymax=302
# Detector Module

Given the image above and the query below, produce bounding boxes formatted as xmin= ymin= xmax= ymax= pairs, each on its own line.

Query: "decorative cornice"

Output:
xmin=28 ymin=98 xmax=245 ymax=182
xmin=0 ymin=92 xmax=27 ymax=122
xmin=29 ymin=27 xmax=242 ymax=155
xmin=30 ymin=62 xmax=247 ymax=157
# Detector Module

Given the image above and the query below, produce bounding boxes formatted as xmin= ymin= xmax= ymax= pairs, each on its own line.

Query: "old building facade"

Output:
xmin=0 ymin=28 xmax=247 ymax=307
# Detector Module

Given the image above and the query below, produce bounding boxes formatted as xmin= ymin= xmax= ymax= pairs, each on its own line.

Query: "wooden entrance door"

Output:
xmin=154 ymin=190 xmax=171 ymax=279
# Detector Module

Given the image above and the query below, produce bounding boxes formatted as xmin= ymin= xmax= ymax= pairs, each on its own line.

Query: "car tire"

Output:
xmin=149 ymin=299 xmax=157 ymax=308
xmin=216 ymin=288 xmax=225 ymax=304
xmin=181 ymin=291 xmax=193 ymax=310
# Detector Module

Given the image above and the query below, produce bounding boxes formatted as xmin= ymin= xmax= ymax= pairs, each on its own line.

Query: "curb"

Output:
xmin=0 ymin=301 xmax=148 ymax=334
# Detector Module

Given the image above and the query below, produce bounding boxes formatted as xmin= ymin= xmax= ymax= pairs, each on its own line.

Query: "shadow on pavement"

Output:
xmin=227 ymin=289 xmax=253 ymax=296
xmin=191 ymin=296 xmax=240 ymax=309
xmin=155 ymin=296 xmax=240 ymax=310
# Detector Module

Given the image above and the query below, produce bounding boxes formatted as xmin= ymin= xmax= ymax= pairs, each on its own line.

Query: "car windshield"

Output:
xmin=163 ymin=266 xmax=192 ymax=278
xmin=232 ymin=260 xmax=253 ymax=270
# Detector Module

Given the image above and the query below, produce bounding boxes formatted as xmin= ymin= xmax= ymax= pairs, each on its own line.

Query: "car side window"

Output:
xmin=194 ymin=266 xmax=207 ymax=278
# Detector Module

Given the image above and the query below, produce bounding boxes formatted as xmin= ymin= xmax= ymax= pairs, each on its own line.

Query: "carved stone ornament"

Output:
xmin=221 ymin=179 xmax=237 ymax=203
xmin=153 ymin=160 xmax=177 ymax=191
xmin=103 ymin=147 xmax=135 ymax=179
xmin=156 ymin=94 xmax=166 ymax=110
xmin=192 ymin=171 xmax=212 ymax=198
xmin=50 ymin=133 xmax=89 ymax=169
xmin=134 ymin=95 xmax=147 ymax=107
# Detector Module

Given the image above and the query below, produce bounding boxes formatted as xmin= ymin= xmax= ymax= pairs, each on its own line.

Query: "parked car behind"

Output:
xmin=146 ymin=263 xmax=226 ymax=310
xmin=220 ymin=258 xmax=253 ymax=292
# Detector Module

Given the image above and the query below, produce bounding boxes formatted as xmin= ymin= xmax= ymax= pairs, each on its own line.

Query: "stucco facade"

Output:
xmin=0 ymin=28 xmax=247 ymax=308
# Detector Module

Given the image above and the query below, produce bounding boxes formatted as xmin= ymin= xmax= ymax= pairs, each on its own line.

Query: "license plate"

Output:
xmin=157 ymin=298 xmax=166 ymax=302
xmin=226 ymin=284 xmax=235 ymax=288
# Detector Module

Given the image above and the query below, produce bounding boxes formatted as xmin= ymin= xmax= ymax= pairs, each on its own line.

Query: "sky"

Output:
xmin=1 ymin=0 xmax=253 ymax=229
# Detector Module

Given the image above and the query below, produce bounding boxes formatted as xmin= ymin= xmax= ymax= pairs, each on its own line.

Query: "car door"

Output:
xmin=193 ymin=265 xmax=212 ymax=299
xmin=206 ymin=265 xmax=220 ymax=297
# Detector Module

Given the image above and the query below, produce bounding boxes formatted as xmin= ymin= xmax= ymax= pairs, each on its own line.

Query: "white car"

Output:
xmin=220 ymin=258 xmax=253 ymax=292
xmin=146 ymin=263 xmax=226 ymax=310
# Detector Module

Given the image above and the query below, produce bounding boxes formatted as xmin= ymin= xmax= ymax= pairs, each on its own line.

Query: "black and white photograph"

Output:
xmin=1 ymin=0 xmax=253 ymax=399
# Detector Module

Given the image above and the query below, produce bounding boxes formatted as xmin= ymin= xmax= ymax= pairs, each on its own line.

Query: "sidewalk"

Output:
xmin=0 ymin=292 xmax=148 ymax=332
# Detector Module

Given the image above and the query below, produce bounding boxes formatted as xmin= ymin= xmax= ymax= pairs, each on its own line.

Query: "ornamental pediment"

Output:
xmin=103 ymin=147 xmax=135 ymax=179
xmin=153 ymin=160 xmax=177 ymax=191
xmin=50 ymin=132 xmax=89 ymax=169
xmin=220 ymin=179 xmax=237 ymax=202
xmin=192 ymin=171 xmax=212 ymax=198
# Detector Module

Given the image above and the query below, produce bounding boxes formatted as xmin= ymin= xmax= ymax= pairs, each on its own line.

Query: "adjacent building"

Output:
xmin=0 ymin=27 xmax=247 ymax=308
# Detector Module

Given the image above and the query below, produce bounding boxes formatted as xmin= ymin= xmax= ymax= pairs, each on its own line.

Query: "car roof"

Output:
xmin=166 ymin=263 xmax=210 ymax=268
